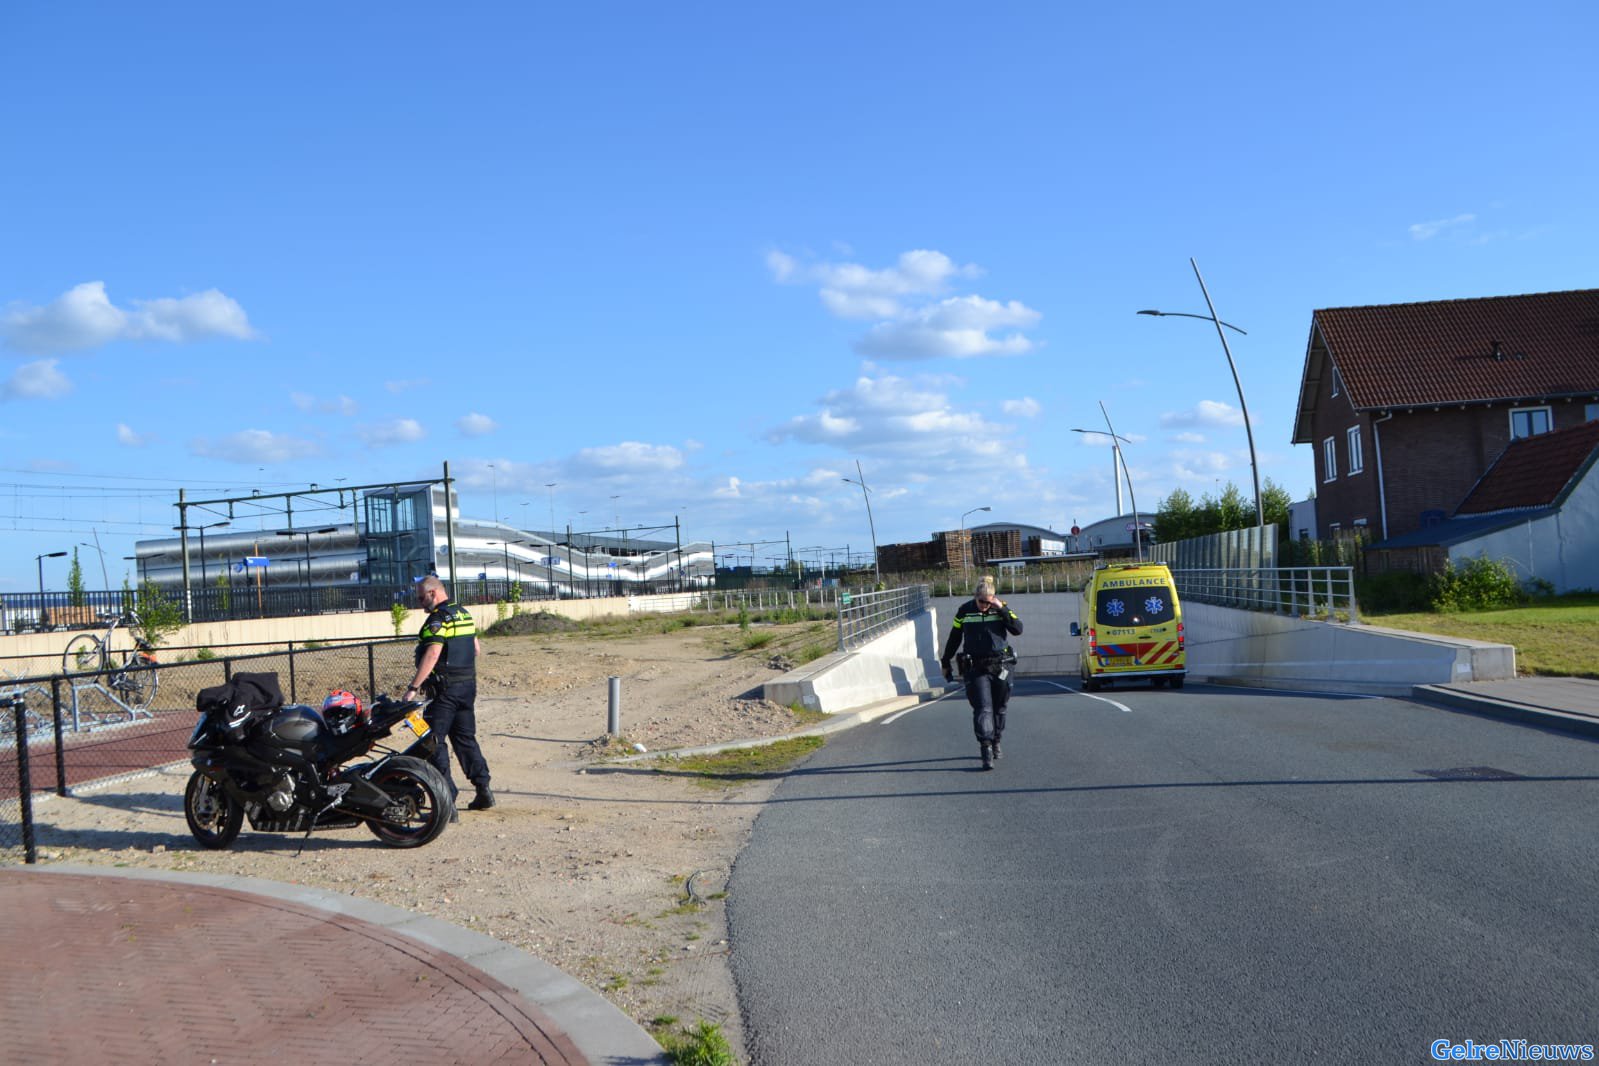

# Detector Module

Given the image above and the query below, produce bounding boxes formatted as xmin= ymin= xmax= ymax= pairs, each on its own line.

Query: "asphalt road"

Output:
xmin=728 ymin=679 xmax=1599 ymax=1066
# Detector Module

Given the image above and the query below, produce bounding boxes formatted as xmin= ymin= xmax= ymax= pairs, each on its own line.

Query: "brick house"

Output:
xmin=1363 ymin=420 xmax=1599 ymax=591
xmin=1290 ymin=288 xmax=1599 ymax=541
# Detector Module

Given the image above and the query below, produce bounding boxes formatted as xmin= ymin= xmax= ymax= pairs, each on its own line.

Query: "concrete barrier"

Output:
xmin=765 ymin=590 xmax=1519 ymax=712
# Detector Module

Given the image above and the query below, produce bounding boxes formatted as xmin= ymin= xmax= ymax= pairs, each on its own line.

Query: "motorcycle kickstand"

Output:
xmin=295 ymin=784 xmax=351 ymax=857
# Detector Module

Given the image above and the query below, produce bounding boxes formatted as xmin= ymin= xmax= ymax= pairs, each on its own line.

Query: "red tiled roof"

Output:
xmin=1313 ymin=288 xmax=1599 ymax=410
xmin=1456 ymin=419 xmax=1599 ymax=515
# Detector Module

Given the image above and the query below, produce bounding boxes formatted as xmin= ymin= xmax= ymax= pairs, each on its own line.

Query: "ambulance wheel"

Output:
xmin=1170 ymin=677 xmax=1185 ymax=689
xmin=1084 ymin=677 xmax=1101 ymax=692
xmin=1152 ymin=677 xmax=1167 ymax=689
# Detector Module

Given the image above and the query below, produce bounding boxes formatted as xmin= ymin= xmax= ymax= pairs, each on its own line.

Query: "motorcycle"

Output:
xmin=184 ymin=671 xmax=454 ymax=851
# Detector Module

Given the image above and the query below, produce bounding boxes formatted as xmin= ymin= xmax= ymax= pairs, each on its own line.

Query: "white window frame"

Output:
xmin=1346 ymin=426 xmax=1364 ymax=474
xmin=1331 ymin=367 xmax=1342 ymax=399
xmin=1509 ymin=405 xmax=1552 ymax=440
xmin=1322 ymin=437 xmax=1338 ymax=482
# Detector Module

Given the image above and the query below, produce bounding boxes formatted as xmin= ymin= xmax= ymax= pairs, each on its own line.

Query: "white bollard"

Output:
xmin=607 ymin=676 xmax=621 ymax=736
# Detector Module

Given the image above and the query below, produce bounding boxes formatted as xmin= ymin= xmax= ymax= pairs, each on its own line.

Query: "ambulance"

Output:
xmin=1069 ymin=561 xmax=1186 ymax=691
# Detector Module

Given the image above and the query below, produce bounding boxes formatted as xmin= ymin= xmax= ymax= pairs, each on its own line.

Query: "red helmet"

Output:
xmin=321 ymin=690 xmax=367 ymax=735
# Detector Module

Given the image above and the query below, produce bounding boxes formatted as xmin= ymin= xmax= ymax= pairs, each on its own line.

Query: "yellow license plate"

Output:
xmin=1100 ymin=656 xmax=1135 ymax=667
xmin=402 ymin=710 xmax=430 ymax=738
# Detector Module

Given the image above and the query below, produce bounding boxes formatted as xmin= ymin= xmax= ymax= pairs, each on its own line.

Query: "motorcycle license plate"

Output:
xmin=401 ymin=710 xmax=430 ymax=739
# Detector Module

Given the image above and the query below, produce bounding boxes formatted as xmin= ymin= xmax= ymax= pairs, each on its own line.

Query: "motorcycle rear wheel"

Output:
xmin=367 ymin=756 xmax=452 ymax=848
xmin=185 ymin=771 xmax=243 ymax=849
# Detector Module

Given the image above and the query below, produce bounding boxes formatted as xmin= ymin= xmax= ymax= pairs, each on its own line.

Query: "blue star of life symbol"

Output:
xmin=1105 ymin=598 xmax=1125 ymax=617
xmin=1144 ymin=595 xmax=1165 ymax=614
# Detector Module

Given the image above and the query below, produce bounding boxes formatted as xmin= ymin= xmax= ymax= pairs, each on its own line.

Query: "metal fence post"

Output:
xmin=12 ymin=696 xmax=37 ymax=864
xmin=51 ymin=677 xmax=66 ymax=797
xmin=607 ymin=676 xmax=621 ymax=736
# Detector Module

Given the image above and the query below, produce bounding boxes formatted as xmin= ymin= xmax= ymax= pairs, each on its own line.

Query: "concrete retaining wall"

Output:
xmin=768 ymin=590 xmax=1518 ymax=712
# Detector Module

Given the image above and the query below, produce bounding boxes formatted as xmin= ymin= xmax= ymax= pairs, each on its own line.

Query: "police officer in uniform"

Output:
xmin=940 ymin=575 xmax=1022 ymax=770
xmin=405 ymin=576 xmax=495 ymax=813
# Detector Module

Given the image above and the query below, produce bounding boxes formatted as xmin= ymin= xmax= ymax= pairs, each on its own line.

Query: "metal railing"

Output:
xmin=1172 ymin=567 xmax=1358 ymax=622
xmin=837 ymin=585 xmax=930 ymax=652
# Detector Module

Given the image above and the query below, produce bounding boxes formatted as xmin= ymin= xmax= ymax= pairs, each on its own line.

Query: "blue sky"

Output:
xmin=3 ymin=2 xmax=1596 ymax=589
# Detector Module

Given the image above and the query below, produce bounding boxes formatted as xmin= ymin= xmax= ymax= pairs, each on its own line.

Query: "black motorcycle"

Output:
xmin=184 ymin=671 xmax=454 ymax=851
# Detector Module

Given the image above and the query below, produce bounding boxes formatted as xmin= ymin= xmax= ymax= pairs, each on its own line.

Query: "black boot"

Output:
xmin=980 ymin=743 xmax=993 ymax=770
xmin=991 ymin=739 xmax=1002 ymax=760
xmin=468 ymin=786 xmax=496 ymax=810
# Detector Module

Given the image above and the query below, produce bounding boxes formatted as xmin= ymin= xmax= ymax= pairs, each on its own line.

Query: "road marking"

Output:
xmin=1036 ymin=679 xmax=1132 ymax=712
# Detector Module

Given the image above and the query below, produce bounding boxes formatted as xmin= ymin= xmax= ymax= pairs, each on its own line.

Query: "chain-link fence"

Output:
xmin=2 ymin=638 xmax=414 ymax=864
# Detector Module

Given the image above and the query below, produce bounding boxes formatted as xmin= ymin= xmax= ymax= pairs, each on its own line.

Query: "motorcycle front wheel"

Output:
xmin=185 ymin=771 xmax=243 ymax=849
xmin=366 ymin=756 xmax=453 ymax=848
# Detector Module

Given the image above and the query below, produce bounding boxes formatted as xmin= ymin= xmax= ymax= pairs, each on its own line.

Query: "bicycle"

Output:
xmin=61 ymin=611 xmax=160 ymax=712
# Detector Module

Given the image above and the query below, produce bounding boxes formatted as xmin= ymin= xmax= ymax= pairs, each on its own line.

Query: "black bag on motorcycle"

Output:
xmin=196 ymin=671 xmax=284 ymax=741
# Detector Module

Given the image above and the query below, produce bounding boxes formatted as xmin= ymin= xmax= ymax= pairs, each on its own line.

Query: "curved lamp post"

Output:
xmin=841 ymin=460 xmax=881 ymax=585
xmin=1073 ymin=401 xmax=1143 ymax=562
xmin=36 ymin=550 xmax=67 ymax=602
xmin=1138 ymin=256 xmax=1262 ymax=530
xmin=960 ymin=506 xmax=990 ymax=575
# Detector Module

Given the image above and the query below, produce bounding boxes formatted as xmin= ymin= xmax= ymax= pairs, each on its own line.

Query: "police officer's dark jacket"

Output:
xmin=940 ymin=599 xmax=1022 ymax=666
xmin=416 ymin=598 xmax=478 ymax=682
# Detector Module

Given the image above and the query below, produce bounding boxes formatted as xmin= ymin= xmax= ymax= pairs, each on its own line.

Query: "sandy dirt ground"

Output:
xmin=22 ymin=619 xmax=838 ymax=1061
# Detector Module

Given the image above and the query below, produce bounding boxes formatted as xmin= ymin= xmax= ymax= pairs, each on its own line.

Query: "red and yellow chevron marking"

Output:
xmin=1097 ymin=641 xmax=1184 ymax=665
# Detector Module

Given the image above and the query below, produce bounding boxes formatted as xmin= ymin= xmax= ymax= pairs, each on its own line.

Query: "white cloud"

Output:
xmin=854 ymin=296 xmax=1040 ymax=360
xmin=1160 ymin=400 xmax=1243 ymax=428
xmin=769 ymin=248 xmax=1039 ymax=360
xmin=116 ymin=423 xmax=151 ymax=446
xmin=457 ymin=412 xmax=497 ymax=437
xmin=1 ymin=281 xmax=257 ymax=354
xmin=385 ymin=378 xmax=430 ymax=393
xmin=1002 ymin=397 xmax=1041 ymax=418
xmin=572 ymin=441 xmax=685 ymax=474
xmin=359 ymin=419 xmax=426 ymax=447
xmin=1408 ymin=213 xmax=1476 ymax=241
xmin=1171 ymin=431 xmax=1206 ymax=444
xmin=767 ymin=372 xmax=1027 ymax=479
xmin=3 ymin=359 xmax=72 ymax=399
xmin=292 ymin=392 xmax=357 ymax=415
xmin=190 ymin=429 xmax=320 ymax=464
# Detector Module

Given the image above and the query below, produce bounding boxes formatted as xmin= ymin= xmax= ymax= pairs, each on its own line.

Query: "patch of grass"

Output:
xmin=788 ymin=703 xmax=827 ymax=727
xmin=658 ymin=735 xmax=825 ymax=787
xmin=654 ymin=1019 xmax=737 ymax=1066
xmin=796 ymin=641 xmax=832 ymax=664
xmin=1365 ymin=594 xmax=1599 ymax=678
xmin=740 ymin=631 xmax=775 ymax=650
xmin=602 ymin=973 xmax=628 ymax=991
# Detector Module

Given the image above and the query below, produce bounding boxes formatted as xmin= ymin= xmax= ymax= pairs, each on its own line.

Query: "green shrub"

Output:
xmin=133 ymin=582 xmax=185 ymax=647
xmin=496 ymin=600 xmax=510 ymax=623
xmin=195 ymin=647 xmax=216 ymax=661
xmin=736 ymin=607 xmax=750 ymax=631
xmin=390 ymin=602 xmax=408 ymax=637
xmin=656 ymin=1019 xmax=736 ymax=1066
xmin=1429 ymin=556 xmax=1526 ymax=612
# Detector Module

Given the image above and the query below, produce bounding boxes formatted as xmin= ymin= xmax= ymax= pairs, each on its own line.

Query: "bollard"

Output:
xmin=607 ymin=676 xmax=620 ymax=736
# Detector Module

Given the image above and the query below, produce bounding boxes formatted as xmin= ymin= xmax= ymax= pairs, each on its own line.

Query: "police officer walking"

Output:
xmin=404 ymin=575 xmax=495 ymax=814
xmin=940 ymin=575 xmax=1022 ymax=770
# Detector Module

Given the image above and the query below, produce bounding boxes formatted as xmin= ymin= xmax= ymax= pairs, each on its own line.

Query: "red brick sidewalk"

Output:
xmin=0 ymin=869 xmax=590 ymax=1065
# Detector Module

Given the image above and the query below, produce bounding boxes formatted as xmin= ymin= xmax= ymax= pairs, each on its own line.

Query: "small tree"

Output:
xmin=390 ymin=601 xmax=409 ymax=637
xmin=133 ymin=582 xmax=185 ymax=648
xmin=68 ymin=549 xmax=86 ymax=607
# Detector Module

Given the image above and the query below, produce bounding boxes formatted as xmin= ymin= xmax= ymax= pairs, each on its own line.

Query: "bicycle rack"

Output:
xmin=67 ymin=681 xmax=154 ymax=733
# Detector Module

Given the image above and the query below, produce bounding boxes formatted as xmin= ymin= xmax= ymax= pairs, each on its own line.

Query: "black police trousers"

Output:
xmin=963 ymin=671 xmax=1010 ymax=744
xmin=424 ymin=678 xmax=491 ymax=799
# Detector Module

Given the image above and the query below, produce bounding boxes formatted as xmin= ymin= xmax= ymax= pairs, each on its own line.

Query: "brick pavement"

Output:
xmin=0 ymin=868 xmax=592 ymax=1065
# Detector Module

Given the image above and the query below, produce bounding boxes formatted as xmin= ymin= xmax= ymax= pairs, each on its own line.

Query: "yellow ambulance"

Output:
xmin=1069 ymin=562 xmax=1186 ymax=691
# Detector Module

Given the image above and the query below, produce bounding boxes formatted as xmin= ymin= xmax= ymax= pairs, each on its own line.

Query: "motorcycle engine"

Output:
xmin=265 ymin=771 xmax=298 ymax=812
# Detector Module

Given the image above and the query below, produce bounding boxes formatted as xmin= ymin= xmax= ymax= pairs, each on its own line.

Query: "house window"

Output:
xmin=1322 ymin=437 xmax=1337 ymax=482
xmin=1509 ymin=406 xmax=1552 ymax=439
xmin=1346 ymin=426 xmax=1364 ymax=474
xmin=1586 ymin=402 xmax=1599 ymax=422
xmin=1331 ymin=367 xmax=1342 ymax=398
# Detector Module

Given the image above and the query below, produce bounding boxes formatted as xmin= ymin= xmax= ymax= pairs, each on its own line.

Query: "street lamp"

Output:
xmin=276 ymin=526 xmax=337 ymax=611
xmin=1138 ymin=257 xmax=1263 ymax=530
xmin=960 ymin=506 xmax=990 ymax=575
xmin=841 ymin=459 xmax=881 ymax=585
xmin=544 ymin=483 xmax=558 ymax=599
xmin=77 ymin=541 xmax=110 ymax=590
xmin=175 ymin=520 xmax=231 ymax=593
xmin=1073 ymin=401 xmax=1143 ymax=562
xmin=36 ymin=550 xmax=67 ymax=605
